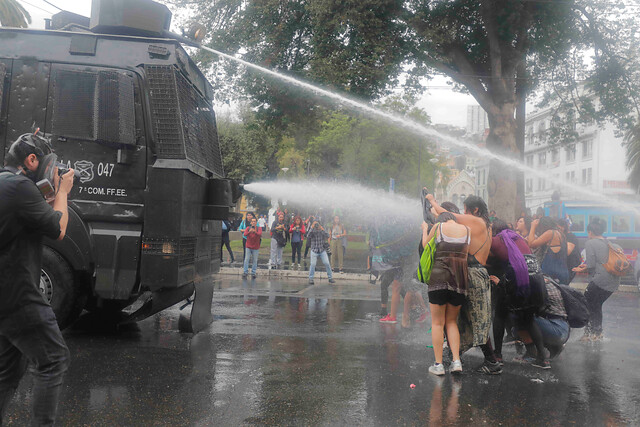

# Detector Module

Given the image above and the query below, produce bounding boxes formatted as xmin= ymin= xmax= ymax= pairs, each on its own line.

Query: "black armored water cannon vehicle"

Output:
xmin=0 ymin=0 xmax=241 ymax=332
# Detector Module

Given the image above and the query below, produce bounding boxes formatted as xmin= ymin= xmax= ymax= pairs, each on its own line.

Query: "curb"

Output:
xmin=218 ymin=266 xmax=372 ymax=282
xmin=218 ymin=267 xmax=639 ymax=293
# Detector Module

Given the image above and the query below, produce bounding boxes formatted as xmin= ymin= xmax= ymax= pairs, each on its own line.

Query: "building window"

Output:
xmin=566 ymin=170 xmax=576 ymax=183
xmin=612 ymin=216 xmax=631 ymax=233
xmin=538 ymin=152 xmax=546 ymax=166
xmin=582 ymin=139 xmax=593 ymax=159
xmin=526 ymin=178 xmax=533 ymax=193
xmin=537 ymin=178 xmax=545 ymax=190
xmin=568 ymin=214 xmax=585 ymax=233
xmin=527 ymin=127 xmax=534 ymax=145
xmin=537 ymin=122 xmax=546 ymax=142
xmin=566 ymin=144 xmax=576 ymax=162
xmin=582 ymin=168 xmax=592 ymax=185
xmin=526 ymin=155 xmax=534 ymax=167
xmin=551 ymin=149 xmax=559 ymax=163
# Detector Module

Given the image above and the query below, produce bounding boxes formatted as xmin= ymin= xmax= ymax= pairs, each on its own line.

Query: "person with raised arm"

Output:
xmin=425 ymin=192 xmax=502 ymax=375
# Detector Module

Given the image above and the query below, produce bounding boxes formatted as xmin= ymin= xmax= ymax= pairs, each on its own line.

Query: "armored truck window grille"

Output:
xmin=145 ymin=65 xmax=185 ymax=159
xmin=0 ymin=63 xmax=6 ymax=117
xmin=144 ymin=64 xmax=223 ymax=175
xmin=174 ymin=70 xmax=223 ymax=175
xmin=51 ymin=69 xmax=135 ymax=144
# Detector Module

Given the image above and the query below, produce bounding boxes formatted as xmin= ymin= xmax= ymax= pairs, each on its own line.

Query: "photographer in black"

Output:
xmin=0 ymin=133 xmax=75 ymax=425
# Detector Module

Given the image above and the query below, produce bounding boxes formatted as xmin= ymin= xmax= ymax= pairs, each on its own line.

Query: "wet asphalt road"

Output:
xmin=6 ymin=276 xmax=640 ymax=426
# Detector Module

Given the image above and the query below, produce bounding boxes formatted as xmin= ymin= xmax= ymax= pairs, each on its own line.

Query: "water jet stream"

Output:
xmin=196 ymin=44 xmax=640 ymax=215
xmin=243 ymin=181 xmax=421 ymax=224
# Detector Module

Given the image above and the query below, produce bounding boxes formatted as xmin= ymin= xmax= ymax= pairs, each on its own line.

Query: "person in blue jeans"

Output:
xmin=238 ymin=212 xmax=255 ymax=262
xmin=243 ymin=218 xmax=262 ymax=278
xmin=307 ymin=221 xmax=335 ymax=285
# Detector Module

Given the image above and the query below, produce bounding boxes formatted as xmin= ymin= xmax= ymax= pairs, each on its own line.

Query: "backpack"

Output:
xmin=602 ymin=240 xmax=631 ymax=277
xmin=504 ymin=256 xmax=547 ymax=311
xmin=416 ymin=234 xmax=437 ymax=284
xmin=547 ymin=277 xmax=590 ymax=328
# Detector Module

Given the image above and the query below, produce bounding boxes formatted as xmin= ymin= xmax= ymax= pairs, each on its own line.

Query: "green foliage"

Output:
xmin=306 ymin=97 xmax=437 ymax=197
xmin=217 ymin=110 xmax=279 ymax=182
xmin=0 ymin=0 xmax=31 ymax=28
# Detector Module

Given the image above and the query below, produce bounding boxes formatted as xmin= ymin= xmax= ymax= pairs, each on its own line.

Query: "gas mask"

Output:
xmin=6 ymin=132 xmax=72 ymax=202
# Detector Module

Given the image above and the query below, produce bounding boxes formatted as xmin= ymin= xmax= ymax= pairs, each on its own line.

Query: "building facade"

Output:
xmin=524 ymin=107 xmax=631 ymax=212
xmin=467 ymin=105 xmax=489 ymax=136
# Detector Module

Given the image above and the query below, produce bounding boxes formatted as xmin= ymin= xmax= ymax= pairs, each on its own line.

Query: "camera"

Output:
xmin=56 ymin=162 xmax=81 ymax=179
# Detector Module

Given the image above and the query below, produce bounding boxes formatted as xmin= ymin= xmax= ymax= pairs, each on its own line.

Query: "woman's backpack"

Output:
xmin=602 ymin=240 xmax=631 ymax=277
xmin=547 ymin=277 xmax=590 ymax=328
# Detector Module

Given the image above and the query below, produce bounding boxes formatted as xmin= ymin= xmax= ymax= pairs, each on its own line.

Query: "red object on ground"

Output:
xmin=410 ymin=384 xmax=416 ymax=389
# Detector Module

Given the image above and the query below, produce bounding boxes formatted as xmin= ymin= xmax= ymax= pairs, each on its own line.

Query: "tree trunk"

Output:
xmin=486 ymin=107 xmax=520 ymax=223
xmin=515 ymin=60 xmax=528 ymax=220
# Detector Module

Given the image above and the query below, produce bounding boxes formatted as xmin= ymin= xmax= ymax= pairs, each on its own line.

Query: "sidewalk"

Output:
xmin=218 ymin=265 xmax=639 ymax=293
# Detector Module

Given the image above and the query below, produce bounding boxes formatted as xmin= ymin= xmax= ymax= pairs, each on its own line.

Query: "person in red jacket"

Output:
xmin=243 ymin=218 xmax=262 ymax=278
xmin=289 ymin=216 xmax=306 ymax=270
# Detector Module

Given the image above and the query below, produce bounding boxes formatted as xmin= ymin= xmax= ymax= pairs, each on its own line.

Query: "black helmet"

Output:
xmin=5 ymin=132 xmax=52 ymax=167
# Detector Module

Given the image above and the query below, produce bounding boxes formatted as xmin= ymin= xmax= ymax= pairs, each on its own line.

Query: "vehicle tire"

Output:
xmin=41 ymin=247 xmax=85 ymax=329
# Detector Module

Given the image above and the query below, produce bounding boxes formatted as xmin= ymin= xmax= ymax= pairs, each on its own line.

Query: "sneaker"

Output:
xmin=416 ymin=312 xmax=428 ymax=323
xmin=379 ymin=315 xmax=397 ymax=324
xmin=450 ymin=360 xmax=463 ymax=374
xmin=429 ymin=363 xmax=445 ymax=376
xmin=297 ymin=263 xmax=302 ymax=269
xmin=531 ymin=358 xmax=551 ymax=370
xmin=242 ymin=273 xmax=248 ymax=279
xmin=494 ymin=352 xmax=504 ymax=366
xmin=251 ymin=274 xmax=257 ymax=279
xmin=309 ymin=279 xmax=315 ymax=285
xmin=328 ymin=278 xmax=336 ymax=284
xmin=476 ymin=360 xmax=503 ymax=375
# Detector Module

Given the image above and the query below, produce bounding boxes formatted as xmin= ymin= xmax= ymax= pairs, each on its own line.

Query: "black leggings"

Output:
xmin=304 ymin=239 xmax=311 ymax=258
xmin=492 ymin=294 xmax=510 ymax=355
xmin=584 ymin=282 xmax=613 ymax=335
xmin=221 ymin=240 xmax=234 ymax=262
xmin=514 ymin=308 xmax=546 ymax=359
xmin=291 ymin=241 xmax=302 ymax=263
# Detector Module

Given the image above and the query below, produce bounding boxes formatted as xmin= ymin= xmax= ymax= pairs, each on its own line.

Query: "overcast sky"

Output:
xmin=20 ymin=0 xmax=476 ymax=127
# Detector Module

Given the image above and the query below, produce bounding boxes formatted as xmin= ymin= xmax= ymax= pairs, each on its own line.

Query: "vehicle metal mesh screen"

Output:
xmin=179 ymin=237 xmax=196 ymax=267
xmin=174 ymin=71 xmax=223 ymax=175
xmin=144 ymin=65 xmax=185 ymax=159
xmin=145 ymin=64 xmax=223 ymax=175
xmin=51 ymin=68 xmax=135 ymax=144
xmin=98 ymin=71 xmax=135 ymax=145
xmin=51 ymin=69 xmax=97 ymax=141
xmin=0 ymin=63 xmax=6 ymax=116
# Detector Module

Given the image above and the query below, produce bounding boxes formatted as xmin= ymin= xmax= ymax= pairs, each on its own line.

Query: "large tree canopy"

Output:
xmin=175 ymin=0 xmax=640 ymax=218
